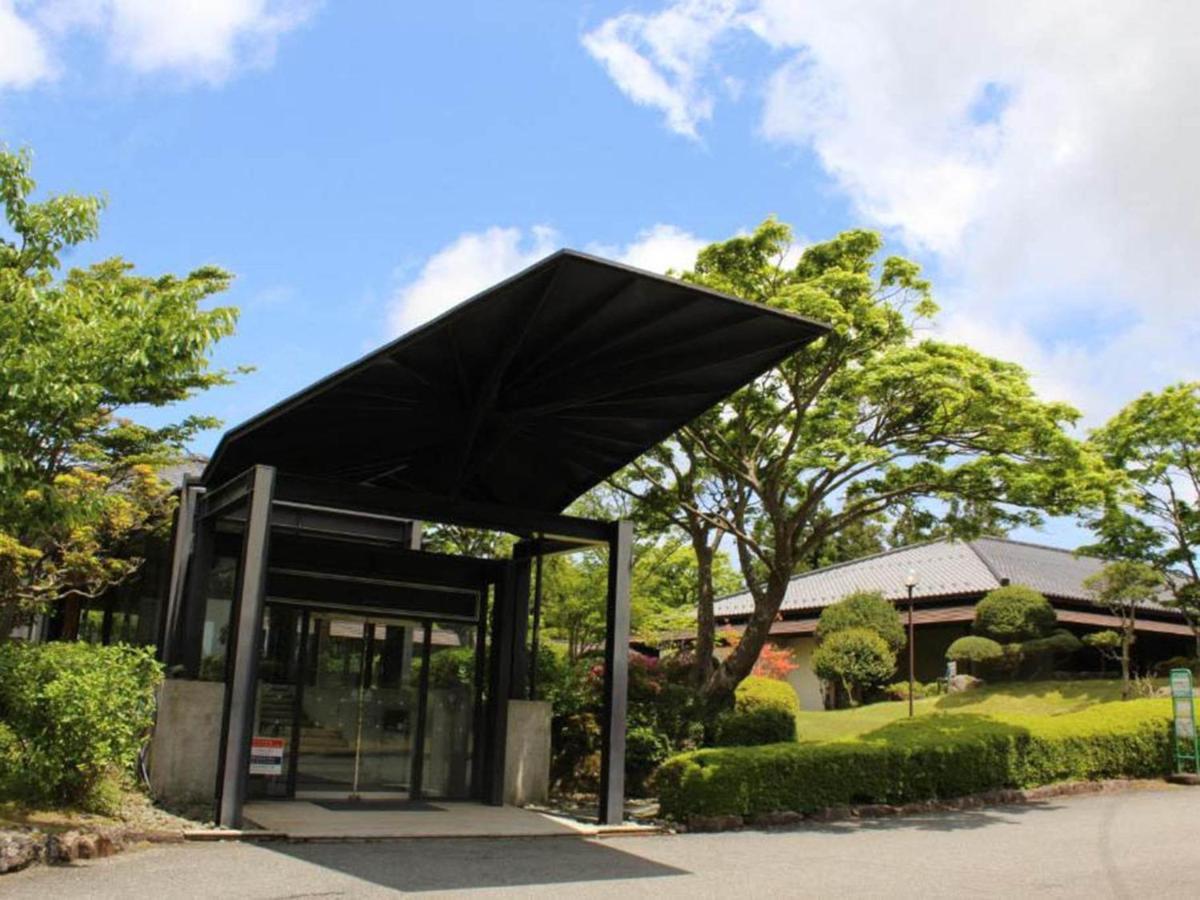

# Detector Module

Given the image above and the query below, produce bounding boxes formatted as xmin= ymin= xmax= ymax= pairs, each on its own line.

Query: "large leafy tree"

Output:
xmin=541 ymin=489 xmax=741 ymax=661
xmin=618 ymin=220 xmax=1105 ymax=699
xmin=1082 ymin=383 xmax=1200 ymax=653
xmin=1083 ymin=560 xmax=1165 ymax=699
xmin=0 ymin=149 xmax=240 ymax=637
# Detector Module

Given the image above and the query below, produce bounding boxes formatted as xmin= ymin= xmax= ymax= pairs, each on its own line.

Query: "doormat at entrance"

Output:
xmin=311 ymin=800 xmax=444 ymax=812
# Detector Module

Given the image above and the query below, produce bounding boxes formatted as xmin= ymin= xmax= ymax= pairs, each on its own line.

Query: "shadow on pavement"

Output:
xmin=780 ymin=799 xmax=1066 ymax=835
xmin=263 ymin=836 xmax=689 ymax=892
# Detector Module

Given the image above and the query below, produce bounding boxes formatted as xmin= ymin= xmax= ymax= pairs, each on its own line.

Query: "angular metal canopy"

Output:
xmin=203 ymin=250 xmax=828 ymax=512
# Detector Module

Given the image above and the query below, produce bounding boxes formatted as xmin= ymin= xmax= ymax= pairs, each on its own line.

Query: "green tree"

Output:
xmin=1083 ymin=560 xmax=1165 ymax=699
xmin=0 ymin=149 xmax=240 ymax=637
xmin=539 ymin=487 xmax=742 ymax=660
xmin=816 ymin=590 xmax=906 ymax=652
xmin=1082 ymin=629 xmax=1122 ymax=674
xmin=1082 ymin=383 xmax=1200 ymax=654
xmin=617 ymin=219 xmax=1104 ymax=699
xmin=812 ymin=627 xmax=895 ymax=707
xmin=974 ymin=585 xmax=1057 ymax=643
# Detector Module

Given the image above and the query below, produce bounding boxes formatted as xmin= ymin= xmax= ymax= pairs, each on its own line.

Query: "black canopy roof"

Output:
xmin=203 ymin=250 xmax=828 ymax=512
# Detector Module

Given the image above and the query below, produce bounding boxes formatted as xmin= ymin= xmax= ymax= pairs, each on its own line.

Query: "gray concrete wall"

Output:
xmin=781 ymin=636 xmax=825 ymax=711
xmin=148 ymin=679 xmax=224 ymax=806
xmin=503 ymin=699 xmax=551 ymax=806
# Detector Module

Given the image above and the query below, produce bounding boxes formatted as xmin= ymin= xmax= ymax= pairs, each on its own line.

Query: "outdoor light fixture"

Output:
xmin=905 ymin=568 xmax=918 ymax=718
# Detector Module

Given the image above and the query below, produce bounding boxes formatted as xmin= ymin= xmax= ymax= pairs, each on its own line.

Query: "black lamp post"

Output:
xmin=905 ymin=568 xmax=918 ymax=718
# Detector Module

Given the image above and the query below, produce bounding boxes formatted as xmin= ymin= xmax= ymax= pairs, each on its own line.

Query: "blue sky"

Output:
xmin=4 ymin=1 xmax=1198 ymax=550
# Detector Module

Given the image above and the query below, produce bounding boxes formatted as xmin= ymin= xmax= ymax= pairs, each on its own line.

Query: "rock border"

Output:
xmin=683 ymin=777 xmax=1176 ymax=832
xmin=0 ymin=825 xmax=184 ymax=875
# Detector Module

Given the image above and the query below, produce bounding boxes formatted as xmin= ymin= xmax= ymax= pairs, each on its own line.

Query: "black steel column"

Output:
xmin=177 ymin=506 xmax=216 ymax=677
xmin=158 ymin=481 xmax=197 ymax=661
xmin=410 ymin=622 xmax=433 ymax=799
xmin=215 ymin=465 xmax=276 ymax=828
xmin=484 ymin=564 xmax=515 ymax=805
xmin=529 ymin=539 xmax=544 ymax=699
xmin=598 ymin=519 xmax=632 ymax=826
xmin=507 ymin=547 xmax=533 ymax=702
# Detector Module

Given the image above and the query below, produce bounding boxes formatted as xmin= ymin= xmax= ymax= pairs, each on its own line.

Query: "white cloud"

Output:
xmin=388 ymin=223 xmax=710 ymax=337
xmin=387 ymin=226 xmax=559 ymax=336
xmin=588 ymin=223 xmax=707 ymax=275
xmin=582 ymin=0 xmax=742 ymax=140
xmin=583 ymin=1 xmax=1200 ymax=420
xmin=4 ymin=0 xmax=314 ymax=88
xmin=0 ymin=1 xmax=52 ymax=88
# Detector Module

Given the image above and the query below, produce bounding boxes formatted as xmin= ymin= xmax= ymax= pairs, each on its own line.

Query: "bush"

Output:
xmin=817 ymin=591 xmax=906 ymax=652
xmin=946 ymin=636 xmax=1004 ymax=665
xmin=1022 ymin=629 xmax=1083 ymax=662
xmin=713 ymin=706 xmax=797 ymax=746
xmin=0 ymin=641 xmax=163 ymax=810
xmin=626 ymin=726 xmax=673 ymax=794
xmin=735 ymin=675 xmax=801 ymax=717
xmin=1153 ymin=656 xmax=1200 ymax=676
xmin=656 ymin=700 xmax=1172 ymax=820
xmin=883 ymin=680 xmax=941 ymax=701
xmin=812 ymin=627 xmax=895 ymax=705
xmin=427 ymin=647 xmax=476 ymax=689
xmin=975 ymin=585 xmax=1056 ymax=642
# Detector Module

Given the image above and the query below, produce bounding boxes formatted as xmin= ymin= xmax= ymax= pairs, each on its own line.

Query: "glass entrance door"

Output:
xmin=295 ymin=614 xmax=423 ymax=797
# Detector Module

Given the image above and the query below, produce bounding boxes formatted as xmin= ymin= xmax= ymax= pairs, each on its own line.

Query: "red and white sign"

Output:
xmin=249 ymin=737 xmax=286 ymax=775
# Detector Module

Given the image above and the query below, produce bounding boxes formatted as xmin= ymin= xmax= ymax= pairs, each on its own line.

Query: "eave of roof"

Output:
xmin=202 ymin=249 xmax=829 ymax=513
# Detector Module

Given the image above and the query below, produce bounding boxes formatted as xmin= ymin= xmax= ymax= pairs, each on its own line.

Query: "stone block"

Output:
xmin=504 ymin=699 xmax=551 ymax=806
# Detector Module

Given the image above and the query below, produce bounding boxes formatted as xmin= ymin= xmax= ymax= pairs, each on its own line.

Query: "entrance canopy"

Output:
xmin=203 ymin=250 xmax=827 ymax=511
xmin=169 ymin=249 xmax=829 ymax=831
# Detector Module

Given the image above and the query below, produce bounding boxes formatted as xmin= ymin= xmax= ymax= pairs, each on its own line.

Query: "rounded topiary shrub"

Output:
xmin=734 ymin=675 xmax=801 ymax=717
xmin=974 ymin=584 xmax=1056 ymax=642
xmin=817 ymin=590 xmax=906 ymax=652
xmin=0 ymin=641 xmax=162 ymax=810
xmin=946 ymin=635 xmax=1004 ymax=664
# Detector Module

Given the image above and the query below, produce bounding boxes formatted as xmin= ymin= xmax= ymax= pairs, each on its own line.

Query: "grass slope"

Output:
xmin=657 ymin=681 xmax=1176 ymax=819
xmin=795 ymin=680 xmax=1155 ymax=743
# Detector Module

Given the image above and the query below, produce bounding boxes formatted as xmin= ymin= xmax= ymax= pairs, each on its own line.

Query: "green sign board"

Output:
xmin=1170 ymin=668 xmax=1199 ymax=774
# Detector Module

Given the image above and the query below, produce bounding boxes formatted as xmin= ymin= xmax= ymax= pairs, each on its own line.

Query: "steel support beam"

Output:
xmin=484 ymin=562 xmax=516 ymax=805
xmin=598 ymin=519 xmax=632 ymax=826
xmin=215 ymin=465 xmax=276 ymax=828
xmin=160 ymin=479 xmax=202 ymax=666
xmin=272 ymin=473 xmax=610 ymax=545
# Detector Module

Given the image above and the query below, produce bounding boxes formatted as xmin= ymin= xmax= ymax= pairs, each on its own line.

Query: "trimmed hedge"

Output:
xmin=656 ymin=700 xmax=1171 ymax=820
xmin=714 ymin=706 xmax=797 ymax=746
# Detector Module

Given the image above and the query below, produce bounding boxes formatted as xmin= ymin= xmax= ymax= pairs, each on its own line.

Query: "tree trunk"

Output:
xmin=702 ymin=569 xmax=789 ymax=701
xmin=690 ymin=539 xmax=716 ymax=688
xmin=1120 ymin=625 xmax=1133 ymax=701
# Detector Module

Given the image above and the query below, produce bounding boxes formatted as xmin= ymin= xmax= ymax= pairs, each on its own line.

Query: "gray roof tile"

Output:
xmin=713 ymin=536 xmax=1175 ymax=618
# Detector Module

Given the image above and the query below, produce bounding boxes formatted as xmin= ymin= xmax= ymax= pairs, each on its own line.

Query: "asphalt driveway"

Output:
xmin=6 ymin=785 xmax=1198 ymax=898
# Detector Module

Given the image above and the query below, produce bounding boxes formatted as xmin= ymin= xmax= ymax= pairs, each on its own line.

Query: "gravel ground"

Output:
xmin=5 ymin=784 xmax=1199 ymax=898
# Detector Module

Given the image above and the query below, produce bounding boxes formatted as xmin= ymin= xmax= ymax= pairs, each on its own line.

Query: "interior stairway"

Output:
xmin=258 ymin=683 xmax=354 ymax=754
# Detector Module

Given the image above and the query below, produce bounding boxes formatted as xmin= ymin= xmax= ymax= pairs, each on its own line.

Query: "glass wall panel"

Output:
xmin=198 ymin=556 xmax=236 ymax=681
xmin=421 ymin=621 xmax=477 ymax=799
xmin=248 ymin=604 xmax=304 ymax=799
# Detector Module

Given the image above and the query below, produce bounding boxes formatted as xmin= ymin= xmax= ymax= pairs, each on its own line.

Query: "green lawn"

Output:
xmin=795 ymin=679 xmax=1155 ymax=743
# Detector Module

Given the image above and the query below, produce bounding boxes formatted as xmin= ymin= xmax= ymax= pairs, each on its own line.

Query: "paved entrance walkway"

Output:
xmin=8 ymin=785 xmax=1200 ymax=897
xmin=241 ymin=800 xmax=596 ymax=839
